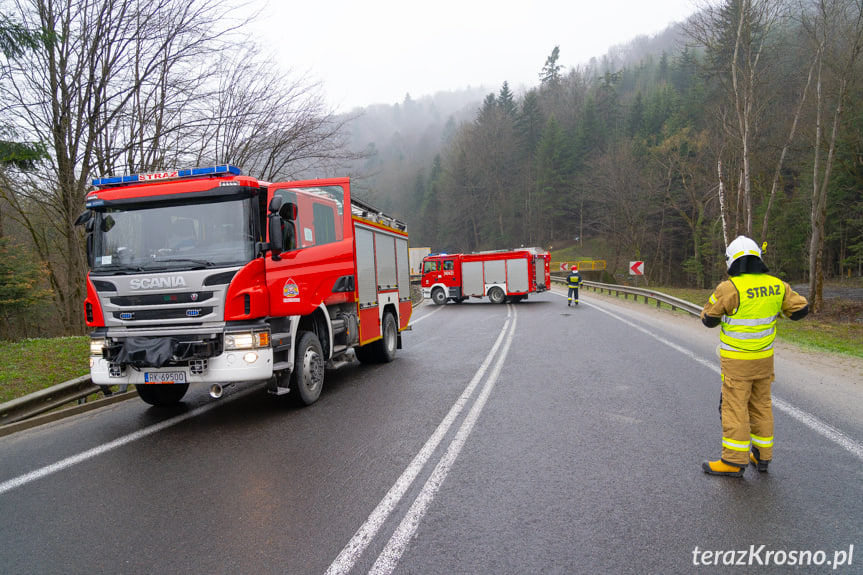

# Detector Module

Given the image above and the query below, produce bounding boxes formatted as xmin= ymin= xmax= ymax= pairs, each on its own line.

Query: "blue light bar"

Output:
xmin=92 ymin=165 xmax=242 ymax=188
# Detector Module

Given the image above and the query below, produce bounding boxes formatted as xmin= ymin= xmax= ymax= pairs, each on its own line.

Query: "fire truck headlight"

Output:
xmin=90 ymin=338 xmax=106 ymax=356
xmin=225 ymin=332 xmax=254 ymax=350
xmin=225 ymin=329 xmax=270 ymax=350
xmin=243 ymin=352 xmax=259 ymax=364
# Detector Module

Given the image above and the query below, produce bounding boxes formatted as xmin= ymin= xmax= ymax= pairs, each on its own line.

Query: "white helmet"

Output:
xmin=725 ymin=236 xmax=761 ymax=270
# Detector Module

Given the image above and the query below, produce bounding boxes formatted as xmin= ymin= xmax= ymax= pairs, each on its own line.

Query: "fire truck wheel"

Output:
xmin=135 ymin=383 xmax=189 ymax=406
xmin=431 ymin=288 xmax=447 ymax=305
xmin=291 ymin=331 xmax=324 ymax=405
xmin=356 ymin=311 xmax=398 ymax=364
xmin=488 ymin=287 xmax=506 ymax=304
xmin=378 ymin=312 xmax=398 ymax=362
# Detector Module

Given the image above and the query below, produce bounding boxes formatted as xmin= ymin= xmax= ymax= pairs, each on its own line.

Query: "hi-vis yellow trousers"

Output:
xmin=720 ymin=373 xmax=774 ymax=467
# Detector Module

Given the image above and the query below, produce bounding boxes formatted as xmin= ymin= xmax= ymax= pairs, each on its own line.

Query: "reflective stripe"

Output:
xmin=722 ymin=315 xmax=778 ymax=326
xmin=709 ymin=294 xmax=717 ymax=304
xmin=720 ymin=342 xmax=774 ymax=352
xmin=723 ymin=437 xmax=751 ymax=451
xmin=731 ymin=249 xmax=761 ymax=260
xmin=721 ymin=326 xmax=775 ymax=340
xmin=751 ymin=434 xmax=774 ymax=447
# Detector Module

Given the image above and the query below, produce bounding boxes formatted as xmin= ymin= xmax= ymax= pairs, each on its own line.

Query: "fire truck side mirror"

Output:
xmin=74 ymin=211 xmax=92 ymax=227
xmin=75 ymin=211 xmax=95 ymax=267
xmin=268 ymin=196 xmax=284 ymax=260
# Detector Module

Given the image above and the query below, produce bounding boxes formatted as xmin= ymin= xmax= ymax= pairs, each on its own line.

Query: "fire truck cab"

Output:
xmin=78 ymin=166 xmax=411 ymax=407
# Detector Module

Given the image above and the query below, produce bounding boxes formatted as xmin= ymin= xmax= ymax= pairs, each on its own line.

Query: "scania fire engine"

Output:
xmin=77 ymin=165 xmax=412 ymax=406
xmin=420 ymin=248 xmax=550 ymax=305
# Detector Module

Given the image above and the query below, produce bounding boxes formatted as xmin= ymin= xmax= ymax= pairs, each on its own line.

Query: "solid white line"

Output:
xmin=324 ymin=307 xmax=514 ymax=575
xmin=772 ymin=397 xmax=863 ymax=460
xmin=581 ymin=296 xmax=863 ymax=462
xmin=368 ymin=308 xmax=518 ymax=575
xmin=408 ymin=304 xmax=446 ymax=326
xmin=0 ymin=386 xmax=259 ymax=496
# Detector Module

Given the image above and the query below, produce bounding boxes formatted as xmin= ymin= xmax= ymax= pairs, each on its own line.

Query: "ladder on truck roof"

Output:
xmin=351 ymin=195 xmax=407 ymax=232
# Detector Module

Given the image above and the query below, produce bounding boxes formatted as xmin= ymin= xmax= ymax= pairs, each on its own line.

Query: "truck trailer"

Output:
xmin=77 ymin=166 xmax=411 ymax=406
xmin=420 ymin=249 xmax=550 ymax=305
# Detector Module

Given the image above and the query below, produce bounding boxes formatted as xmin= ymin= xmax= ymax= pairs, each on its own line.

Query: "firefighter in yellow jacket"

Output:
xmin=567 ymin=265 xmax=581 ymax=306
xmin=700 ymin=236 xmax=808 ymax=477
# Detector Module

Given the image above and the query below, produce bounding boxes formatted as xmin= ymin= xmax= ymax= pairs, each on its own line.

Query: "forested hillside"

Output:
xmin=353 ymin=1 xmax=863 ymax=315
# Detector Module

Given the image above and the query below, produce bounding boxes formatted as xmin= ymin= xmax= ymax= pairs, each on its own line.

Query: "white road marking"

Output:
xmin=0 ymin=385 xmax=259 ymax=496
xmin=408 ymin=304 xmax=446 ymax=326
xmin=368 ymin=308 xmax=518 ymax=575
xmin=325 ymin=306 xmax=515 ymax=575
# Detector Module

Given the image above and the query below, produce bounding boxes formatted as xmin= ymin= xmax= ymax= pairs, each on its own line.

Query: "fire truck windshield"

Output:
xmin=90 ymin=196 xmax=256 ymax=273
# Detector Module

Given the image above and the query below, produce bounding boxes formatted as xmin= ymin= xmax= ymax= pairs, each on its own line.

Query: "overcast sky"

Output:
xmin=251 ymin=0 xmax=699 ymax=112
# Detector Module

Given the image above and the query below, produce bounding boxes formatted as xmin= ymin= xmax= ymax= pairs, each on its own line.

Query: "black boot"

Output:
xmin=749 ymin=447 xmax=769 ymax=472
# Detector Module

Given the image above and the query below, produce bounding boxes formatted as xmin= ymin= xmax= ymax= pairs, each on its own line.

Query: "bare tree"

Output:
xmin=687 ymin=0 xmax=785 ymax=238
xmin=803 ymin=0 xmax=863 ymax=312
xmin=197 ymin=47 xmax=360 ymax=181
xmin=0 ymin=0 xmax=246 ymax=333
xmin=653 ymin=128 xmax=716 ymax=288
xmin=591 ymin=140 xmax=657 ymax=279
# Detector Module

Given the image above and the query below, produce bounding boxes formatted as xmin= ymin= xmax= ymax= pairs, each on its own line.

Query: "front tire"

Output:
xmin=431 ymin=288 xmax=447 ymax=305
xmin=291 ymin=331 xmax=325 ymax=405
xmin=136 ymin=383 xmax=189 ymax=406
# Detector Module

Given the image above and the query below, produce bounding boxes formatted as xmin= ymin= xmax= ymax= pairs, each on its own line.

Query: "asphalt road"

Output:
xmin=1 ymin=288 xmax=861 ymax=575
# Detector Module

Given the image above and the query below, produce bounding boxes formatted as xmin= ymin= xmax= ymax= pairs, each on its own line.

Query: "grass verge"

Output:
xmin=0 ymin=337 xmax=90 ymax=404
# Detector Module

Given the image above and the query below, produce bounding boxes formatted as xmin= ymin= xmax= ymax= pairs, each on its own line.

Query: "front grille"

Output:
xmin=110 ymin=292 xmax=214 ymax=306
xmin=113 ymin=307 xmax=214 ymax=321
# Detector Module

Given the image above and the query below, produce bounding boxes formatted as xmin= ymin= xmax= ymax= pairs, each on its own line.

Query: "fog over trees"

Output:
xmin=1 ymin=0 xmax=861 ymax=339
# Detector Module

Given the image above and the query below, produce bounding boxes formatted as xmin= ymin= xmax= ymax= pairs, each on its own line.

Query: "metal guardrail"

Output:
xmin=0 ymin=375 xmax=102 ymax=426
xmin=551 ymin=276 xmax=703 ymax=316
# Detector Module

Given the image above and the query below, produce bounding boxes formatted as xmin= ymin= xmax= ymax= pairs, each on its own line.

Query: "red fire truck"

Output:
xmin=76 ymin=165 xmax=412 ymax=406
xmin=420 ymin=249 xmax=550 ymax=305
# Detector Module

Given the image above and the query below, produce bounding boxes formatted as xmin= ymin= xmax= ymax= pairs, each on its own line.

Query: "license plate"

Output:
xmin=143 ymin=371 xmax=187 ymax=384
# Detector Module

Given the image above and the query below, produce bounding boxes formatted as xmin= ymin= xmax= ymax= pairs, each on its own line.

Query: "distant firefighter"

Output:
xmin=567 ymin=265 xmax=581 ymax=306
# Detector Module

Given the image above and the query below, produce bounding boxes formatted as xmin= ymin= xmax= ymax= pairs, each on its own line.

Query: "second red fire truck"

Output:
xmin=420 ymin=249 xmax=550 ymax=304
xmin=77 ymin=166 xmax=411 ymax=407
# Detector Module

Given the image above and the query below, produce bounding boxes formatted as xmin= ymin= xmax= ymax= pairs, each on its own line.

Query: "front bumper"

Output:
xmin=91 ymin=347 xmax=274 ymax=385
